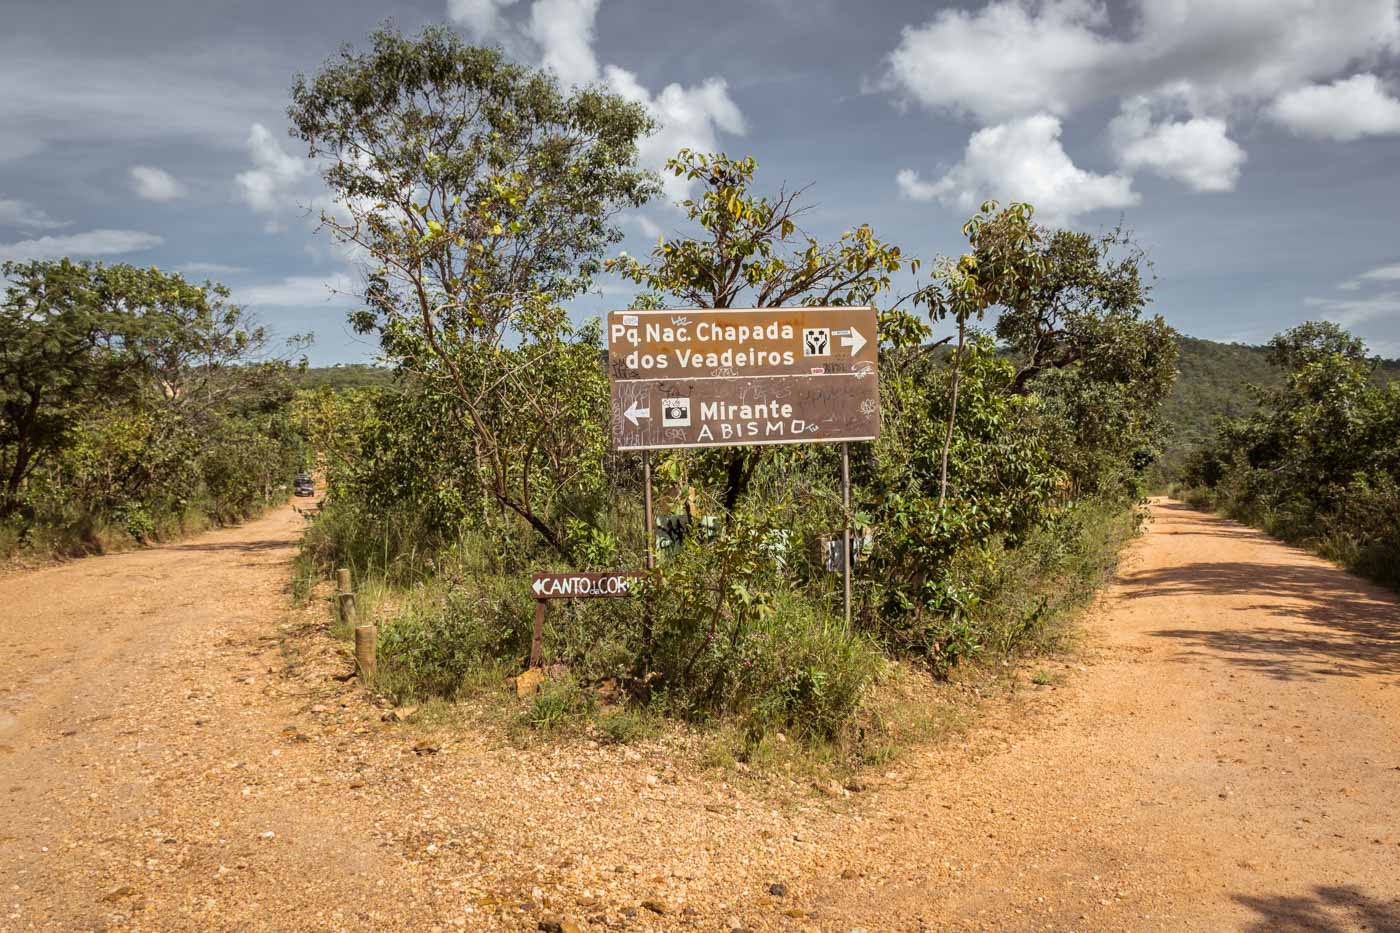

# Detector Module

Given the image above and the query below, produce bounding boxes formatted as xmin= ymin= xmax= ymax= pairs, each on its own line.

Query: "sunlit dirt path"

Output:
xmin=1 ymin=499 xmax=1398 ymax=931
xmin=812 ymin=499 xmax=1400 ymax=930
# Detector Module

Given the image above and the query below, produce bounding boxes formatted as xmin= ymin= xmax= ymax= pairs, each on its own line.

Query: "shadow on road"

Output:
xmin=158 ymin=539 xmax=292 ymax=554
xmin=1235 ymin=884 xmax=1400 ymax=932
xmin=1123 ymin=557 xmax=1400 ymax=681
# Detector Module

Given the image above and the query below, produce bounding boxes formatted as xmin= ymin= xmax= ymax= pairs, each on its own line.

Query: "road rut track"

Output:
xmin=1 ymin=499 xmax=1397 ymax=930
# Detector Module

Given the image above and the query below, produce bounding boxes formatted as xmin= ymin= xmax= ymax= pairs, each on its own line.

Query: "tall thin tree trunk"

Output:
xmin=937 ymin=316 xmax=966 ymax=510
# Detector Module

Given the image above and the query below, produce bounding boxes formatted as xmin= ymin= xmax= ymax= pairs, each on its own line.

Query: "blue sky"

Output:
xmin=2 ymin=0 xmax=1399 ymax=362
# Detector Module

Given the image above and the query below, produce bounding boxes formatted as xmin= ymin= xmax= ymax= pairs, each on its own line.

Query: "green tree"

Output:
xmin=289 ymin=25 xmax=658 ymax=551
xmin=915 ymin=201 xmax=1043 ymax=507
xmin=1187 ymin=322 xmax=1399 ymax=586
xmin=1 ymin=260 xmax=147 ymax=516
xmin=918 ymin=212 xmax=1175 ymax=499
xmin=2 ymin=260 xmax=305 ymax=542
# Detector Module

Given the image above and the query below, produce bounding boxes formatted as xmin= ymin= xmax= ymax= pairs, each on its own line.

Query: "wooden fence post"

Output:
xmin=529 ymin=600 xmax=546 ymax=669
xmin=355 ymin=624 xmax=377 ymax=681
xmin=336 ymin=567 xmax=355 ymax=626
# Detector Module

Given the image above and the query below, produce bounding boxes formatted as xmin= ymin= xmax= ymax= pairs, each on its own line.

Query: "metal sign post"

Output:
xmin=842 ymin=441 xmax=852 ymax=631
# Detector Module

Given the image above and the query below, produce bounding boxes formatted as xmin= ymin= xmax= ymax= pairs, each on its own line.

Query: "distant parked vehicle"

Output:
xmin=294 ymin=473 xmax=315 ymax=497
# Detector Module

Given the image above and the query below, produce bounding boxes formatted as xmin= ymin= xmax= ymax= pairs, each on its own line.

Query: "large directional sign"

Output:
xmin=607 ymin=307 xmax=879 ymax=451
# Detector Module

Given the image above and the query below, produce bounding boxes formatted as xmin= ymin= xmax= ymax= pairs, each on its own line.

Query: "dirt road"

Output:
xmin=2 ymin=500 xmax=1398 ymax=931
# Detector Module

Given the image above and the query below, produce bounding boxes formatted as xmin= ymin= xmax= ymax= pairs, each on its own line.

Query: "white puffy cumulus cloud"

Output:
xmin=895 ymin=113 xmax=1137 ymax=226
xmin=527 ymin=0 xmax=601 ymax=88
xmin=882 ymin=0 xmax=1399 ymax=207
xmin=1270 ymin=74 xmax=1400 ymax=142
xmin=446 ymin=0 xmax=745 ymax=203
xmin=1110 ymin=98 xmax=1246 ymax=192
xmin=129 ymin=165 xmax=186 ymax=201
xmin=234 ymin=123 xmax=314 ymax=230
xmin=447 ymin=0 xmax=520 ymax=40
xmin=883 ymin=0 xmax=1399 ymax=122
xmin=603 ymin=67 xmax=745 ymax=202
xmin=0 ymin=228 xmax=162 ymax=263
xmin=884 ymin=0 xmax=1117 ymax=123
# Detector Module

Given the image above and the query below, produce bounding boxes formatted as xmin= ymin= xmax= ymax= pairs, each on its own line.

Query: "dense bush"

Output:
xmin=1180 ymin=321 xmax=1400 ymax=588
xmin=1 ymin=260 xmax=306 ymax=560
xmin=284 ymin=28 xmax=1175 ymax=754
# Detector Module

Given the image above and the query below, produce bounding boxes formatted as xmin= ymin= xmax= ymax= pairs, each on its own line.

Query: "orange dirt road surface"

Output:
xmin=2 ymin=498 xmax=1398 ymax=931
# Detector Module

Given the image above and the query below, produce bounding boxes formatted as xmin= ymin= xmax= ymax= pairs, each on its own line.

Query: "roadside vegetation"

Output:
xmin=0 ymin=260 xmax=308 ymax=562
xmin=289 ymin=25 xmax=1177 ymax=767
xmin=1174 ymin=321 xmax=1400 ymax=589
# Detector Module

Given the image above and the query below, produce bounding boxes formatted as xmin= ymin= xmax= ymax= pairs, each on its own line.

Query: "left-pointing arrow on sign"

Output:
xmin=839 ymin=326 xmax=867 ymax=356
xmin=624 ymin=399 xmax=651 ymax=427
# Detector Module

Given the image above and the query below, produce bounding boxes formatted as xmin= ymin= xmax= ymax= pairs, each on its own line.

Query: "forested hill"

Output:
xmin=299 ymin=364 xmax=394 ymax=389
xmin=1158 ymin=337 xmax=1279 ymax=467
xmin=1156 ymin=335 xmax=1399 ymax=479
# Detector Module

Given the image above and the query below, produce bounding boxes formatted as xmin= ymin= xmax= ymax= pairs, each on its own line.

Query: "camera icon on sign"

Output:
xmin=661 ymin=397 xmax=691 ymax=427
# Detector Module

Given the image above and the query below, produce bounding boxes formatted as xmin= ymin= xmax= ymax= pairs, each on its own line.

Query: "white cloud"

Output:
xmin=527 ymin=0 xmax=601 ymax=88
xmin=1339 ymin=261 xmax=1400 ymax=292
xmin=446 ymin=0 xmax=745 ymax=201
xmin=129 ymin=165 xmax=186 ymax=202
xmin=1110 ymin=98 xmax=1246 ymax=192
xmin=0 ymin=40 xmax=287 ymax=160
xmin=1304 ymin=291 xmax=1400 ymax=328
xmin=0 ymin=229 xmax=162 ymax=263
xmin=0 ymin=197 xmax=67 ymax=231
xmin=236 ymin=273 xmax=356 ymax=307
xmin=1358 ymin=262 xmax=1400 ymax=283
xmin=604 ymin=66 xmax=746 ymax=202
xmin=883 ymin=0 xmax=1400 ymax=123
xmin=1271 ymin=74 xmax=1400 ymax=141
xmin=177 ymin=262 xmax=247 ymax=279
xmin=447 ymin=0 xmax=520 ymax=39
xmin=884 ymin=0 xmax=1116 ymax=122
xmin=234 ymin=123 xmax=314 ymax=229
xmin=895 ymin=113 xmax=1137 ymax=226
xmin=626 ymin=213 xmax=662 ymax=239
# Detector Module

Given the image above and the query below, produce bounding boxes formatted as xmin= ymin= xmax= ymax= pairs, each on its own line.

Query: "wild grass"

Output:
xmin=302 ymin=494 xmax=1141 ymax=775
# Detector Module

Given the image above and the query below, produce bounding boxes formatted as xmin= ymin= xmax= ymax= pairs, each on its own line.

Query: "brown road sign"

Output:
xmin=530 ymin=571 xmax=641 ymax=599
xmin=608 ymin=306 xmax=880 ymax=451
xmin=612 ymin=373 xmax=878 ymax=450
xmin=607 ymin=306 xmax=876 ymax=381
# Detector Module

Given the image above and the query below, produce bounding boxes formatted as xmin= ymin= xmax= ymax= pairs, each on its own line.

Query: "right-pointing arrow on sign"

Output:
xmin=840 ymin=326 xmax=867 ymax=356
xmin=624 ymin=399 xmax=651 ymax=427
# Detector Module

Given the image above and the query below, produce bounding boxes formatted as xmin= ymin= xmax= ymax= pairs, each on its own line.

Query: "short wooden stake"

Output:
xmin=355 ymin=624 xmax=377 ymax=681
xmin=529 ymin=600 xmax=546 ymax=669
xmin=336 ymin=567 xmax=355 ymax=626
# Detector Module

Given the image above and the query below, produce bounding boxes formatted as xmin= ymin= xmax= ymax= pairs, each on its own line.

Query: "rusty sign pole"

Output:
xmin=841 ymin=441 xmax=852 ymax=631
xmin=530 ymin=599 xmax=547 ymax=668
xmin=641 ymin=449 xmax=655 ymax=668
xmin=643 ymin=450 xmax=655 ymax=570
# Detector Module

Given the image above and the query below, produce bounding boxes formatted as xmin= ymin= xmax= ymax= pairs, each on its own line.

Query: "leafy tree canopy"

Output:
xmin=289 ymin=25 xmax=660 ymax=552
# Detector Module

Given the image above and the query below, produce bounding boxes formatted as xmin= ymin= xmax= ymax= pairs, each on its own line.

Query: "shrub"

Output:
xmin=375 ymin=582 xmax=529 ymax=702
